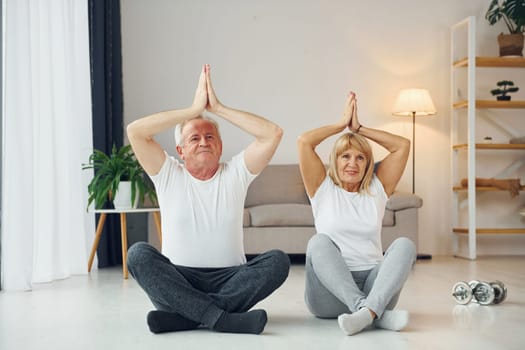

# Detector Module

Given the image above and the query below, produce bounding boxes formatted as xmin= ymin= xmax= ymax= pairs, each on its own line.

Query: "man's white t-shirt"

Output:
xmin=310 ymin=174 xmax=387 ymax=271
xmin=150 ymin=151 xmax=256 ymax=268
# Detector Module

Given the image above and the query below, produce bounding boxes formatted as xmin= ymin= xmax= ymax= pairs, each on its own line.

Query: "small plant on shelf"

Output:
xmin=485 ymin=0 xmax=525 ymax=34
xmin=485 ymin=0 xmax=525 ymax=56
xmin=490 ymin=80 xmax=519 ymax=101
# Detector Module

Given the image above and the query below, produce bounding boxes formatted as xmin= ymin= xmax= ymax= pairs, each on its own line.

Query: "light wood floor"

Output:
xmin=0 ymin=256 xmax=524 ymax=350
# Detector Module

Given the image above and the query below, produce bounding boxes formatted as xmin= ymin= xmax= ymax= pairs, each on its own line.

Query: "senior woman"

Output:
xmin=297 ymin=91 xmax=416 ymax=336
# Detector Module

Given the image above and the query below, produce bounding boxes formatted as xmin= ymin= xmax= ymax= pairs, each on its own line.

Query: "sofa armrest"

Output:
xmin=386 ymin=192 xmax=423 ymax=211
xmin=381 ymin=207 xmax=419 ymax=250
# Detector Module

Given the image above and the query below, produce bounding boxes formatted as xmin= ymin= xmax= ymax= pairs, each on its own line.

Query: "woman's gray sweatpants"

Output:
xmin=304 ymin=234 xmax=416 ymax=319
xmin=127 ymin=242 xmax=290 ymax=328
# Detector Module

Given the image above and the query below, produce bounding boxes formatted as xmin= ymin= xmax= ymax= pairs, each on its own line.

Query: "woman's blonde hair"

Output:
xmin=327 ymin=133 xmax=375 ymax=193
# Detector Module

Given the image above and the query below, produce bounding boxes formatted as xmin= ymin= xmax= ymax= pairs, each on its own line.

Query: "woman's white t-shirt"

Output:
xmin=150 ymin=151 xmax=256 ymax=268
xmin=310 ymin=174 xmax=387 ymax=271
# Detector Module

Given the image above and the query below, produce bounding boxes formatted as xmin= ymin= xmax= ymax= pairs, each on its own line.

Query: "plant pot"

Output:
xmin=496 ymin=95 xmax=511 ymax=101
xmin=113 ymin=181 xmax=138 ymax=209
xmin=497 ymin=33 xmax=524 ymax=57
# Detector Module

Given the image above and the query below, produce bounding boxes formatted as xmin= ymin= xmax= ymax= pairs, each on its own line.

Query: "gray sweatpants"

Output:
xmin=304 ymin=234 xmax=416 ymax=319
xmin=127 ymin=242 xmax=290 ymax=328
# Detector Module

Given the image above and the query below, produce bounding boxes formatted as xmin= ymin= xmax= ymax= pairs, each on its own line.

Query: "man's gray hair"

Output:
xmin=174 ymin=115 xmax=221 ymax=146
xmin=174 ymin=123 xmax=183 ymax=146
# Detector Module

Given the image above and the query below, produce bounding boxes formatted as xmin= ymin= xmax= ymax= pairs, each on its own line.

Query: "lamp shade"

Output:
xmin=392 ymin=88 xmax=436 ymax=116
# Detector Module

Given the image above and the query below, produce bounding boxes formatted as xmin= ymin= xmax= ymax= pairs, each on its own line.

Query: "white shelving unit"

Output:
xmin=450 ymin=17 xmax=525 ymax=259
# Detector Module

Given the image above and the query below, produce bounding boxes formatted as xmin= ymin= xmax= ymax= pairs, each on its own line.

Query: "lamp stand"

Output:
xmin=411 ymin=111 xmax=415 ymax=194
xmin=392 ymin=88 xmax=436 ymax=261
xmin=411 ymin=111 xmax=432 ymax=260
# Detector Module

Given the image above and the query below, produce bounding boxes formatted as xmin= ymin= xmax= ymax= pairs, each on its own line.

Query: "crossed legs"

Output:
xmin=127 ymin=242 xmax=290 ymax=334
xmin=304 ymin=234 xmax=416 ymax=335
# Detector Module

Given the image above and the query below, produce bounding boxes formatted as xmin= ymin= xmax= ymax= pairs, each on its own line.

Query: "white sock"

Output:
xmin=337 ymin=308 xmax=374 ymax=336
xmin=375 ymin=310 xmax=409 ymax=331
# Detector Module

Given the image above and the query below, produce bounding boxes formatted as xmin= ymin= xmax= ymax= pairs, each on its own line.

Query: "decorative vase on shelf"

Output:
xmin=497 ymin=33 xmax=524 ymax=57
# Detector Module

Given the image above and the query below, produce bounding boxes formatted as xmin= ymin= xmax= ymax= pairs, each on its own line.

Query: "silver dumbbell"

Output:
xmin=452 ymin=280 xmax=507 ymax=305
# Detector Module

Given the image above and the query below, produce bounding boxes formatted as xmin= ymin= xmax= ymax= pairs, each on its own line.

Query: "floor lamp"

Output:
xmin=392 ymin=88 xmax=437 ymax=194
xmin=392 ymin=88 xmax=436 ymax=260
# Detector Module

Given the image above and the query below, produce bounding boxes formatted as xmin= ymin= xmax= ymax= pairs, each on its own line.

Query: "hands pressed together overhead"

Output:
xmin=340 ymin=91 xmax=362 ymax=133
xmin=193 ymin=64 xmax=222 ymax=114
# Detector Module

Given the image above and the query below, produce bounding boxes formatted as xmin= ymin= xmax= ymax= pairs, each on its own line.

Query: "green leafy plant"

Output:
xmin=490 ymin=80 xmax=520 ymax=100
xmin=82 ymin=144 xmax=157 ymax=209
xmin=486 ymin=0 xmax=525 ymax=34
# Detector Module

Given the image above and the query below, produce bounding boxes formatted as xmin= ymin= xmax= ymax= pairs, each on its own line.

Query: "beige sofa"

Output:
xmin=243 ymin=164 xmax=423 ymax=255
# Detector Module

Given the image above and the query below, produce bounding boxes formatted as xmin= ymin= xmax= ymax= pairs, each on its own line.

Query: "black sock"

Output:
xmin=212 ymin=309 xmax=267 ymax=335
xmin=147 ymin=310 xmax=200 ymax=334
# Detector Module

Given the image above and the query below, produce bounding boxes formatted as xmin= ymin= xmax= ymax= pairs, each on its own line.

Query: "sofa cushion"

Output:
xmin=243 ymin=208 xmax=251 ymax=227
xmin=386 ymin=192 xmax=423 ymax=211
xmin=246 ymin=164 xmax=309 ymax=207
xmin=382 ymin=209 xmax=394 ymax=227
xmin=249 ymin=204 xmax=314 ymax=227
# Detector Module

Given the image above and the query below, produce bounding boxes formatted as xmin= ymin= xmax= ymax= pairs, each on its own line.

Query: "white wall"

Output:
xmin=120 ymin=0 xmax=524 ymax=256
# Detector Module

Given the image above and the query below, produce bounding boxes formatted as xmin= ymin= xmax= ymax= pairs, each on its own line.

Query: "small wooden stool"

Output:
xmin=87 ymin=208 xmax=162 ymax=279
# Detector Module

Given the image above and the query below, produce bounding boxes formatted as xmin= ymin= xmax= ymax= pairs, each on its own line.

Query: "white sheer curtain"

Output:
xmin=1 ymin=0 xmax=95 ymax=290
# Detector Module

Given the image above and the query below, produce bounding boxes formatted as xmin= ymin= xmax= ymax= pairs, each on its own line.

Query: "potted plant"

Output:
xmin=490 ymin=80 xmax=520 ymax=100
xmin=83 ymin=144 xmax=157 ymax=209
xmin=485 ymin=0 xmax=525 ymax=56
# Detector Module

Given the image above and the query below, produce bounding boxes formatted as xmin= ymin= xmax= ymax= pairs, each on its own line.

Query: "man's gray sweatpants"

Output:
xmin=127 ymin=242 xmax=290 ymax=328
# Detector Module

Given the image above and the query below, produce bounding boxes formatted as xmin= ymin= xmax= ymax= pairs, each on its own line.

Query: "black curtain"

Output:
xmin=88 ymin=0 xmax=123 ymax=267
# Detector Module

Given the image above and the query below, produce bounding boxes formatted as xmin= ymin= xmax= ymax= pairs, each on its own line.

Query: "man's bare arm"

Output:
xmin=127 ymin=66 xmax=207 ymax=175
xmin=205 ymin=65 xmax=282 ymax=174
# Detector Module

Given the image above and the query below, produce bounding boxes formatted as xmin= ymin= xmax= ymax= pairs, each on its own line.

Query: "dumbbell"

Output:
xmin=452 ymin=280 xmax=507 ymax=305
